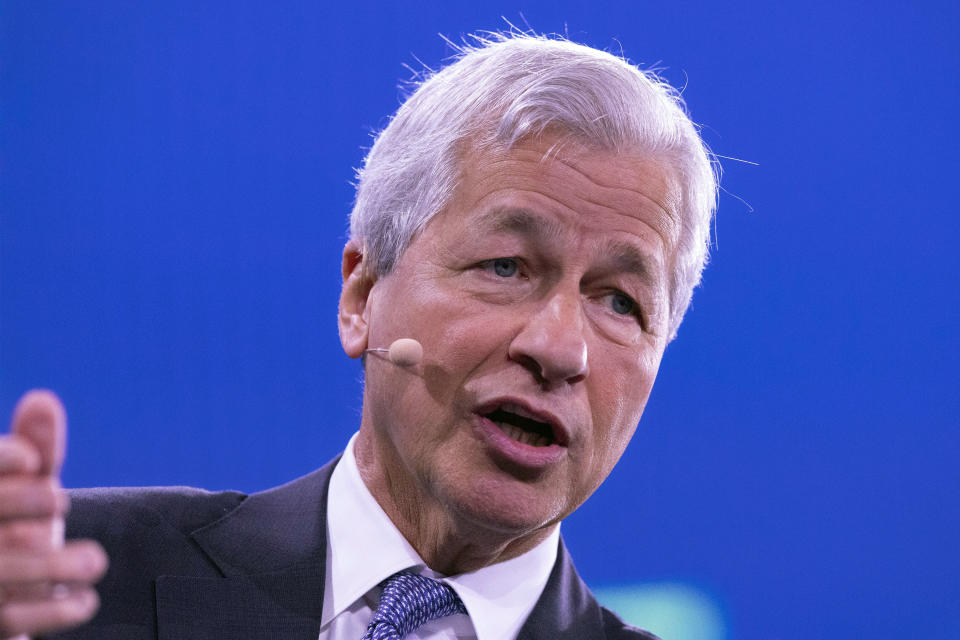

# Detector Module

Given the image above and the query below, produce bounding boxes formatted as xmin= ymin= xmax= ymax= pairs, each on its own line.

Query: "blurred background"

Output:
xmin=2 ymin=2 xmax=957 ymax=638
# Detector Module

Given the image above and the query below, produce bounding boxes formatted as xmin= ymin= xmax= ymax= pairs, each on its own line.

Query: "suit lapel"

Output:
xmin=155 ymin=458 xmax=339 ymax=640
xmin=153 ymin=458 xmax=608 ymax=639
xmin=517 ymin=538 xmax=607 ymax=640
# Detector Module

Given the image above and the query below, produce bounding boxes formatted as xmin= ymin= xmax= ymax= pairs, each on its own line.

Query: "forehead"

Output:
xmin=436 ymin=137 xmax=682 ymax=260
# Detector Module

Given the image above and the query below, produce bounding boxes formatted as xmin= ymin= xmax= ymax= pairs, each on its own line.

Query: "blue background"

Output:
xmin=2 ymin=2 xmax=958 ymax=638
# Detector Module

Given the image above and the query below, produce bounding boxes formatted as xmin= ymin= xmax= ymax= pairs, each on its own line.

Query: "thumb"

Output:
xmin=10 ymin=390 xmax=67 ymax=478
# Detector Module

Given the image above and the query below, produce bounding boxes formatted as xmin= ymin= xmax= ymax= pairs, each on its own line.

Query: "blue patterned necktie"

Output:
xmin=361 ymin=570 xmax=468 ymax=640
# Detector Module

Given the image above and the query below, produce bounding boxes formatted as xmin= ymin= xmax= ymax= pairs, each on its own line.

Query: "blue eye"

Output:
xmin=491 ymin=258 xmax=518 ymax=277
xmin=610 ymin=292 xmax=635 ymax=315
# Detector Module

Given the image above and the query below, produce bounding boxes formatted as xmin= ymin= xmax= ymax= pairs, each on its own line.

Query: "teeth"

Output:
xmin=501 ymin=402 xmax=539 ymax=421
xmin=495 ymin=422 xmax=550 ymax=447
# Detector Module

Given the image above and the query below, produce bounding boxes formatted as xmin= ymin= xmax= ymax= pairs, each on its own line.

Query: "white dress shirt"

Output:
xmin=318 ymin=433 xmax=560 ymax=640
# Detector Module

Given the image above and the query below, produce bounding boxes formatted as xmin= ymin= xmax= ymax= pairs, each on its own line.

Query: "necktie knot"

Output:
xmin=361 ymin=570 xmax=467 ymax=640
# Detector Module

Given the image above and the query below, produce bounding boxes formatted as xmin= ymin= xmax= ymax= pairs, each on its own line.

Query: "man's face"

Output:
xmin=344 ymin=134 xmax=680 ymax=540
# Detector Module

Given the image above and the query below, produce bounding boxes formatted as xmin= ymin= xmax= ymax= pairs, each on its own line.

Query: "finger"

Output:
xmin=0 ymin=586 xmax=99 ymax=637
xmin=0 ymin=540 xmax=107 ymax=585
xmin=9 ymin=391 xmax=66 ymax=477
xmin=0 ymin=437 xmax=41 ymax=476
xmin=0 ymin=519 xmax=62 ymax=551
xmin=0 ymin=478 xmax=68 ymax=522
xmin=1 ymin=578 xmax=90 ymax=606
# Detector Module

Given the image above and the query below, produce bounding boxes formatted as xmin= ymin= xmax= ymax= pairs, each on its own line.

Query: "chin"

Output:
xmin=438 ymin=473 xmax=567 ymax=538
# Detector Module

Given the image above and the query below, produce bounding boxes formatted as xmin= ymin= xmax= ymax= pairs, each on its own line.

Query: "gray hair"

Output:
xmin=350 ymin=32 xmax=717 ymax=341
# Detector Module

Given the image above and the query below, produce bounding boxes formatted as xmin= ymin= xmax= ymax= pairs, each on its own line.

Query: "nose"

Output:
xmin=508 ymin=290 xmax=589 ymax=386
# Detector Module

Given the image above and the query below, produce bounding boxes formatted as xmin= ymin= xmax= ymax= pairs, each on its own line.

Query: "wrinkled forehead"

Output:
xmin=451 ymin=135 xmax=682 ymax=243
xmin=461 ymin=129 xmax=679 ymax=206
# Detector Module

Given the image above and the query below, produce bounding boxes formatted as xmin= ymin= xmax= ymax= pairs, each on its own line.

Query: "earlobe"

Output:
xmin=338 ymin=240 xmax=375 ymax=359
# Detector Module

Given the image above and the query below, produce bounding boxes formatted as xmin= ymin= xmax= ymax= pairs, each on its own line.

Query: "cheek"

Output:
xmin=387 ymin=286 xmax=510 ymax=418
xmin=591 ymin=387 xmax=637 ymax=460
xmin=636 ymin=342 xmax=665 ymax=378
xmin=418 ymin=287 xmax=515 ymax=362
xmin=420 ymin=317 xmax=508 ymax=411
xmin=587 ymin=349 xmax=661 ymax=465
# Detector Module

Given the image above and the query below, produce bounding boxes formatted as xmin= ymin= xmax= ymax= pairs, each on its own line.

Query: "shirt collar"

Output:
xmin=323 ymin=432 xmax=560 ymax=640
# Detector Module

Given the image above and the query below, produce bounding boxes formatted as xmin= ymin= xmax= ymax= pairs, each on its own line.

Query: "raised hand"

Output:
xmin=0 ymin=391 xmax=107 ymax=639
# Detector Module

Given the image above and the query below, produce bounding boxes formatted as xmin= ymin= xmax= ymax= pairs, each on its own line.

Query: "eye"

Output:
xmin=601 ymin=291 xmax=648 ymax=332
xmin=485 ymin=257 xmax=519 ymax=278
xmin=608 ymin=291 xmax=636 ymax=316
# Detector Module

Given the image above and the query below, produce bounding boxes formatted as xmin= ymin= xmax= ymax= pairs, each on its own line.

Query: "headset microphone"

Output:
xmin=365 ymin=338 xmax=423 ymax=367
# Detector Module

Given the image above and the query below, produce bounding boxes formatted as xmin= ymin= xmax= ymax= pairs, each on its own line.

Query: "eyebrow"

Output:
xmin=475 ymin=208 xmax=660 ymax=287
xmin=602 ymin=241 xmax=658 ymax=288
xmin=476 ymin=208 xmax=565 ymax=239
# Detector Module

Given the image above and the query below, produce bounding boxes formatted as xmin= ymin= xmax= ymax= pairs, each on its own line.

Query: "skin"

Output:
xmin=0 ymin=391 xmax=108 ymax=639
xmin=339 ymin=134 xmax=681 ymax=575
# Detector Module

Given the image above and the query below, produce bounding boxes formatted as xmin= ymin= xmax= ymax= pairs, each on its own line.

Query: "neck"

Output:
xmin=353 ymin=426 xmax=556 ymax=575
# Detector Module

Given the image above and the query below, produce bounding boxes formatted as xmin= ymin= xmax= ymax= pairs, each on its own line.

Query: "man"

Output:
xmin=0 ymin=33 xmax=716 ymax=639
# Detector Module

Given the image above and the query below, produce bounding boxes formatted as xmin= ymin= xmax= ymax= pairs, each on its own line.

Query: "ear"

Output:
xmin=338 ymin=239 xmax=375 ymax=359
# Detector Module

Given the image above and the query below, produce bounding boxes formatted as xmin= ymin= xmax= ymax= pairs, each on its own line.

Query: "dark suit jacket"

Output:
xmin=51 ymin=457 xmax=658 ymax=640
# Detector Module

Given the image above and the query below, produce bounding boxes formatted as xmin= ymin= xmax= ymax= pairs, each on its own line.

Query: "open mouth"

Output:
xmin=482 ymin=403 xmax=556 ymax=447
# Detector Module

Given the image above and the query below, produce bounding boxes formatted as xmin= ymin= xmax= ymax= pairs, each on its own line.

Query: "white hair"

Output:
xmin=350 ymin=32 xmax=718 ymax=341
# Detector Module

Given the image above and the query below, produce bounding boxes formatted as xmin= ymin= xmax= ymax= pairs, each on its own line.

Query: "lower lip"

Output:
xmin=472 ymin=414 xmax=567 ymax=470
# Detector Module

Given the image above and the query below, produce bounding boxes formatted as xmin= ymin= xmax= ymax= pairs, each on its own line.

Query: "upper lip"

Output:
xmin=474 ymin=396 xmax=572 ymax=447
